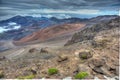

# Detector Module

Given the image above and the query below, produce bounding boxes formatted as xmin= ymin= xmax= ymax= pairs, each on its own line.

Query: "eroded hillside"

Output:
xmin=0 ymin=17 xmax=119 ymax=79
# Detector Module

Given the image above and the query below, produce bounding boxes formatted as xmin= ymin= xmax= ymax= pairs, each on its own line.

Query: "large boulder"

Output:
xmin=88 ymin=58 xmax=117 ymax=76
xmin=88 ymin=58 xmax=105 ymax=68
xmin=29 ymin=48 xmax=37 ymax=53
xmin=57 ymin=54 xmax=68 ymax=62
xmin=88 ymin=58 xmax=106 ymax=75
xmin=88 ymin=58 xmax=105 ymax=73
xmin=75 ymin=49 xmax=93 ymax=60
xmin=40 ymin=47 xmax=49 ymax=53
xmin=0 ymin=56 xmax=6 ymax=61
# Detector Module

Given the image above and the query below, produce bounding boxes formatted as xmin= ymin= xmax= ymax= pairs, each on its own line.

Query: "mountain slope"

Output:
xmin=0 ymin=15 xmax=117 ymax=40
xmin=14 ymin=23 xmax=86 ymax=45
xmin=0 ymin=16 xmax=119 ymax=79
xmin=0 ymin=16 xmax=89 ymax=40
xmin=65 ymin=17 xmax=120 ymax=45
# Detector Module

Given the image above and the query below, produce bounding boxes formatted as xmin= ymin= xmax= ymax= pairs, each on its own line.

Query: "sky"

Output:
xmin=0 ymin=0 xmax=120 ymax=20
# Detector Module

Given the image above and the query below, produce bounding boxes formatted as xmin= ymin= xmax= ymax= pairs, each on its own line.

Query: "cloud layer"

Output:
xmin=0 ymin=0 xmax=119 ymax=20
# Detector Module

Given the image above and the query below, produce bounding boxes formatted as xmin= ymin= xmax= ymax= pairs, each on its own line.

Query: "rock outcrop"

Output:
xmin=65 ymin=17 xmax=120 ymax=46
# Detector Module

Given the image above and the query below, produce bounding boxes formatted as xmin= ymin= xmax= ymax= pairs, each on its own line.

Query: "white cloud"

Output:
xmin=8 ymin=22 xmax=17 ymax=25
xmin=0 ymin=24 xmax=21 ymax=33
xmin=30 ymin=14 xmax=71 ymax=19
xmin=30 ymin=14 xmax=42 ymax=17
xmin=118 ymin=10 xmax=120 ymax=16
xmin=0 ymin=27 xmax=9 ymax=33
xmin=42 ymin=15 xmax=53 ymax=18
xmin=1 ymin=9 xmax=100 ymax=15
xmin=13 ymin=25 xmax=21 ymax=29
xmin=0 ymin=7 xmax=14 ymax=10
xmin=27 ymin=9 xmax=100 ymax=14
xmin=0 ymin=9 xmax=118 ymax=21
xmin=54 ymin=14 xmax=71 ymax=19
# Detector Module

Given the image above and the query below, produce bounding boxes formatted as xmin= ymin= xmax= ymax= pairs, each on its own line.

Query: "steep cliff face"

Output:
xmin=65 ymin=17 xmax=120 ymax=46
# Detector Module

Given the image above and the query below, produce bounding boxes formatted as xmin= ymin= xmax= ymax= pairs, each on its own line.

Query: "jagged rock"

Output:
xmin=88 ymin=58 xmax=105 ymax=68
xmin=103 ymin=76 xmax=119 ymax=80
xmin=93 ymin=67 xmax=104 ymax=74
xmin=73 ymin=68 xmax=79 ymax=74
xmin=0 ymin=56 xmax=6 ymax=61
xmin=40 ymin=47 xmax=49 ymax=53
xmin=94 ymin=76 xmax=119 ymax=80
xmin=88 ymin=58 xmax=106 ymax=74
xmin=57 ymin=54 xmax=68 ymax=62
xmin=29 ymin=66 xmax=38 ymax=74
xmin=75 ymin=49 xmax=93 ymax=59
xmin=30 ymin=69 xmax=37 ymax=75
xmin=29 ymin=48 xmax=37 ymax=53
xmin=89 ymin=60 xmax=116 ymax=77
xmin=41 ymin=71 xmax=47 ymax=74
xmin=106 ymin=64 xmax=118 ymax=76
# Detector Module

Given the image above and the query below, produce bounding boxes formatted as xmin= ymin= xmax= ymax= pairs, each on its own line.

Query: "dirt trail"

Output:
xmin=5 ymin=49 xmax=25 ymax=60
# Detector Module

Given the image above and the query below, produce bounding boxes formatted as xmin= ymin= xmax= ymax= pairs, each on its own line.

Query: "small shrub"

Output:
xmin=75 ymin=72 xmax=88 ymax=79
xmin=18 ymin=74 xmax=35 ymax=79
xmin=0 ymin=73 xmax=4 ymax=78
xmin=81 ymin=54 xmax=87 ymax=59
xmin=80 ymin=60 xmax=85 ymax=63
xmin=48 ymin=68 xmax=58 ymax=75
xmin=0 ymin=71 xmax=4 ymax=78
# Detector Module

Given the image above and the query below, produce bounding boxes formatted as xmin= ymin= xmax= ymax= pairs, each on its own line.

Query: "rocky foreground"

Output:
xmin=0 ymin=17 xmax=119 ymax=79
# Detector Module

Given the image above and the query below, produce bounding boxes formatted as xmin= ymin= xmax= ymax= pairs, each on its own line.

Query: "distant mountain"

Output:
xmin=0 ymin=15 xmax=88 ymax=29
xmin=0 ymin=15 xmax=118 ymax=40
xmin=0 ymin=15 xmax=55 ymax=28
xmin=89 ymin=15 xmax=118 ymax=23
xmin=50 ymin=17 xmax=89 ymax=23
xmin=14 ymin=23 xmax=86 ymax=45
xmin=0 ymin=15 xmax=88 ymax=40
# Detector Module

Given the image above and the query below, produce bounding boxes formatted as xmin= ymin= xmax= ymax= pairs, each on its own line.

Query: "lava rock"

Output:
xmin=0 ymin=56 xmax=6 ymax=61
xmin=40 ymin=47 xmax=49 ymax=53
xmin=57 ymin=54 xmax=68 ymax=62
xmin=29 ymin=48 xmax=37 ymax=53
xmin=88 ymin=58 xmax=105 ymax=68
xmin=75 ymin=49 xmax=93 ymax=59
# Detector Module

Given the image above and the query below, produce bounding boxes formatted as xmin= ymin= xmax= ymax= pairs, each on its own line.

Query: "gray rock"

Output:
xmin=88 ymin=58 xmax=105 ymax=68
xmin=75 ymin=49 xmax=93 ymax=60
xmin=93 ymin=67 xmax=104 ymax=74
xmin=57 ymin=54 xmax=68 ymax=62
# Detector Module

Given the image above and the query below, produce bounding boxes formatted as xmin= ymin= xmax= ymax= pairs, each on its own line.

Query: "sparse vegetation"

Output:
xmin=0 ymin=73 xmax=4 ymax=78
xmin=79 ymin=60 xmax=86 ymax=63
xmin=18 ymin=74 xmax=35 ymax=79
xmin=48 ymin=68 xmax=58 ymax=75
xmin=80 ymin=54 xmax=87 ymax=59
xmin=78 ymin=49 xmax=92 ymax=60
xmin=94 ymin=37 xmax=110 ymax=48
xmin=75 ymin=72 xmax=88 ymax=79
xmin=0 ymin=16 xmax=119 ymax=79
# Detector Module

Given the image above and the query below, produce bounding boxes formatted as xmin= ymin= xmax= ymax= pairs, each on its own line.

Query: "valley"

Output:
xmin=0 ymin=15 xmax=119 ymax=79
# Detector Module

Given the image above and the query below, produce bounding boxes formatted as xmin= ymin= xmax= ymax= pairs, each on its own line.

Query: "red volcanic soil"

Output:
xmin=14 ymin=23 xmax=86 ymax=45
